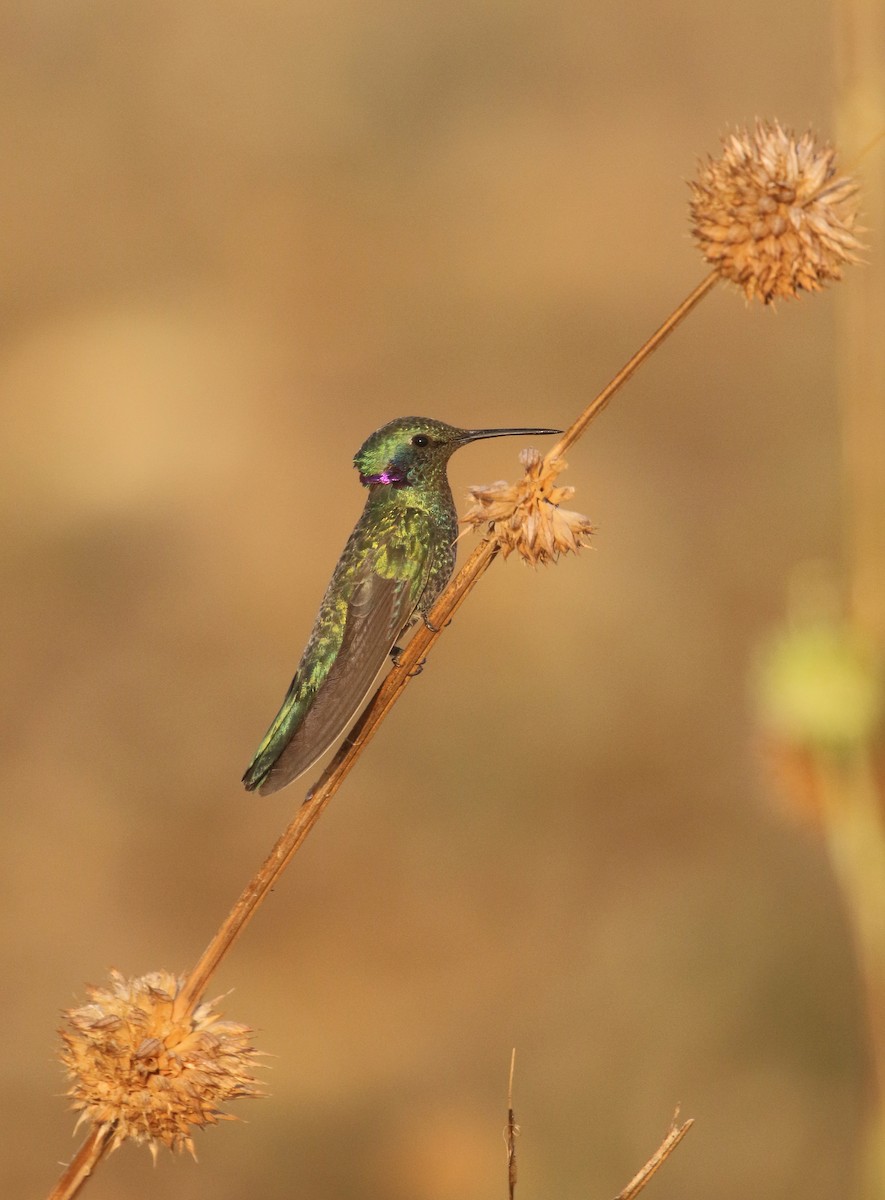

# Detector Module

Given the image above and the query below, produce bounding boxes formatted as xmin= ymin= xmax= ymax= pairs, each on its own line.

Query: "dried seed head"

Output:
xmin=689 ymin=120 xmax=862 ymax=303
xmin=59 ymin=969 xmax=263 ymax=1158
xmin=463 ymin=449 xmax=592 ymax=566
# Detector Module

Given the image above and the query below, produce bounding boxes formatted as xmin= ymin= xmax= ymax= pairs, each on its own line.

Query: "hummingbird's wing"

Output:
xmin=243 ymin=509 xmax=435 ymax=795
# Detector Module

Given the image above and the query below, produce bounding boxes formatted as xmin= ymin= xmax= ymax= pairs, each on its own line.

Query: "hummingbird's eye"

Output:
xmin=411 ymin=434 xmax=431 ymax=448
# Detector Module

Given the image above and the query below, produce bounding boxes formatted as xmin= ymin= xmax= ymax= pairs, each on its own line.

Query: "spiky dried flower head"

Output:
xmin=59 ymin=969 xmax=262 ymax=1158
xmin=689 ymin=120 xmax=862 ymax=303
xmin=462 ymin=448 xmax=592 ymax=566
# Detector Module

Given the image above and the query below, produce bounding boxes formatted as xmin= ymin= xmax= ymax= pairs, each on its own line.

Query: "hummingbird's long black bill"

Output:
xmin=460 ymin=427 xmax=562 ymax=442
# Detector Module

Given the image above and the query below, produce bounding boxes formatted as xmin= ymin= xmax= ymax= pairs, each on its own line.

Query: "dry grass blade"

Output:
xmin=612 ymin=1111 xmax=694 ymax=1200
xmin=500 ymin=1059 xmax=689 ymax=1200
xmin=506 ymin=1049 xmax=518 ymax=1200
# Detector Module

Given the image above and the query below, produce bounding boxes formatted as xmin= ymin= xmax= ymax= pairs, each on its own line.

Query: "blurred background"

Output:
xmin=1 ymin=1 xmax=879 ymax=1197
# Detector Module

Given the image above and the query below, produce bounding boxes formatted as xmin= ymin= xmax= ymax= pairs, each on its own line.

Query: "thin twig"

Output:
xmin=506 ymin=1048 xmax=518 ymax=1200
xmin=47 ymin=1124 xmax=116 ymax=1200
xmin=612 ymin=1111 xmax=694 ymax=1200
xmin=547 ymin=270 xmax=718 ymax=461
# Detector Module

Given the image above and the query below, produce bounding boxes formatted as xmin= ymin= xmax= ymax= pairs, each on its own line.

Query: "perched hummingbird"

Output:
xmin=242 ymin=416 xmax=560 ymax=795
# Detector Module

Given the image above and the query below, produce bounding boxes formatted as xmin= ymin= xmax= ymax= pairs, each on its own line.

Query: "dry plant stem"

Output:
xmin=47 ymin=1124 xmax=115 ymax=1200
xmin=501 ymin=1050 xmax=688 ymax=1200
xmin=176 ymin=270 xmax=722 ymax=1018
xmin=612 ymin=1113 xmax=694 ymax=1200
xmin=547 ymin=271 xmax=718 ymax=461
xmin=815 ymin=751 xmax=885 ymax=1191
xmin=835 ymin=0 xmax=885 ymax=643
xmin=834 ymin=13 xmax=885 ymax=1190
xmin=507 ymin=1048 xmax=518 ymax=1200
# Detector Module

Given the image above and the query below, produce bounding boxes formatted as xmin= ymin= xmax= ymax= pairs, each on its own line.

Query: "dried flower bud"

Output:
xmin=59 ymin=969 xmax=262 ymax=1158
xmin=689 ymin=120 xmax=862 ymax=303
xmin=463 ymin=449 xmax=592 ymax=566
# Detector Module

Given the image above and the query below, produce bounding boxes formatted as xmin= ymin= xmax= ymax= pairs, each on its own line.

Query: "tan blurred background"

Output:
xmin=1 ymin=2 xmax=871 ymax=1197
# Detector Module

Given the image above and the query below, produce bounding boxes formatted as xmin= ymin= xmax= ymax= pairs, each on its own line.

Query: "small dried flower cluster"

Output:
xmin=463 ymin=448 xmax=592 ymax=565
xmin=689 ymin=119 xmax=862 ymax=303
xmin=59 ymin=969 xmax=262 ymax=1158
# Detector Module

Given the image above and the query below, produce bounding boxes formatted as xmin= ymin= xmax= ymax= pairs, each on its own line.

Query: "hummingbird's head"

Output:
xmin=354 ymin=417 xmax=561 ymax=491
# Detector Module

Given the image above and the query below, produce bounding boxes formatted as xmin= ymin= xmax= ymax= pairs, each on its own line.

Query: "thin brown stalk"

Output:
xmin=546 ymin=271 xmax=718 ymax=461
xmin=500 ymin=1054 xmax=690 ymax=1200
xmin=835 ymin=0 xmax=885 ymax=642
xmin=506 ymin=1048 xmax=518 ymax=1200
xmin=47 ymin=1124 xmax=115 ymax=1200
xmin=176 ymin=270 xmax=720 ymax=1018
xmin=815 ymin=750 xmax=885 ymax=1196
xmin=834 ymin=9 xmax=885 ymax=1191
xmin=612 ymin=1111 xmax=694 ymax=1200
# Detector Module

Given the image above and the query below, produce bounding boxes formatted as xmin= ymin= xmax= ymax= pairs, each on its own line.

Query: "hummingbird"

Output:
xmin=242 ymin=416 xmax=560 ymax=795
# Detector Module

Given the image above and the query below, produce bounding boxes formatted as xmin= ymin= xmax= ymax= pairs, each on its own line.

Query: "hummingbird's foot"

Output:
xmin=390 ymin=644 xmax=404 ymax=667
xmin=420 ymin=614 xmax=441 ymax=633
xmin=408 ymin=658 xmax=427 ymax=678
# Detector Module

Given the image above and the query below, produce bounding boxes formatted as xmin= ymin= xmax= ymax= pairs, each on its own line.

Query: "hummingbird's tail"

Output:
xmin=241 ymin=688 xmax=309 ymax=792
xmin=243 ymin=545 xmax=428 ymax=794
xmin=242 ymin=648 xmax=385 ymax=794
xmin=241 ymin=749 xmax=275 ymax=792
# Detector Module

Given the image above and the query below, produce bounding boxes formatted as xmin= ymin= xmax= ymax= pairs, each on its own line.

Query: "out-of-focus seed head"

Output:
xmin=59 ymin=969 xmax=263 ymax=1158
xmin=689 ymin=120 xmax=862 ymax=303
xmin=757 ymin=621 xmax=882 ymax=753
xmin=756 ymin=618 xmax=883 ymax=827
xmin=462 ymin=449 xmax=592 ymax=566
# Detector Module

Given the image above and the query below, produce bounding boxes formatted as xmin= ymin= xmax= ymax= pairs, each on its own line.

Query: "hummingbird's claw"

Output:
xmin=421 ymin=615 xmax=441 ymax=633
xmin=408 ymin=658 xmax=427 ymax=678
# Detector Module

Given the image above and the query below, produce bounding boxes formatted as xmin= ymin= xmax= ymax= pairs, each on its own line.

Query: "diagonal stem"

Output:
xmin=547 ymin=270 xmax=718 ymax=461
xmin=46 ymin=1124 xmax=116 ymax=1200
xmin=612 ymin=1113 xmax=694 ymax=1200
